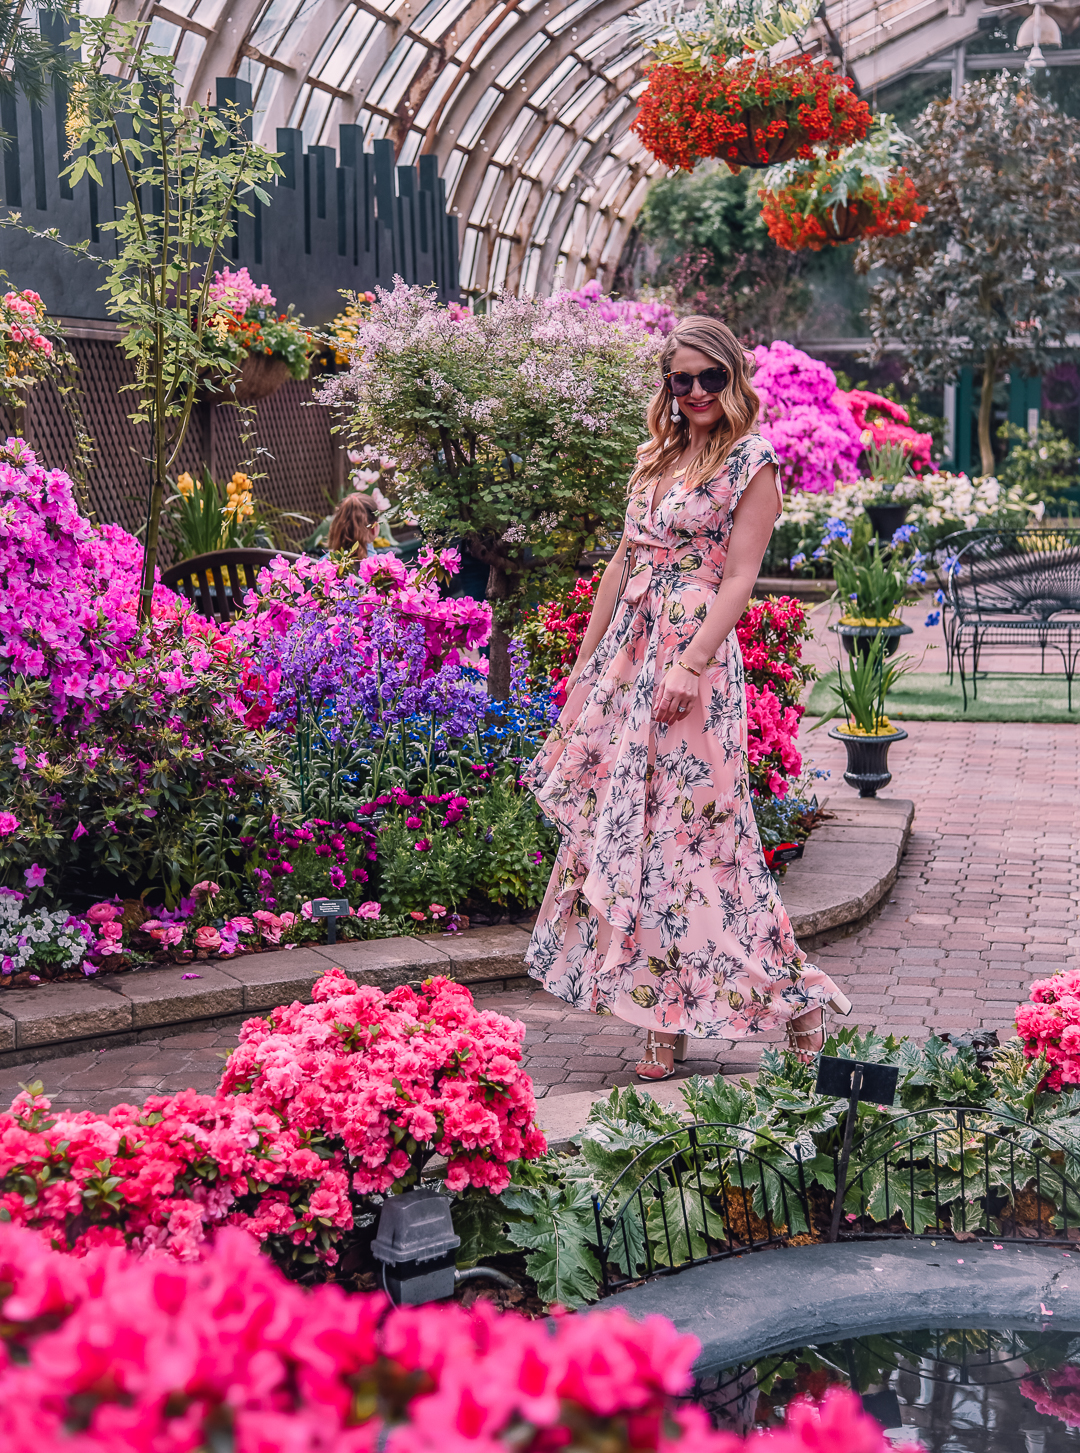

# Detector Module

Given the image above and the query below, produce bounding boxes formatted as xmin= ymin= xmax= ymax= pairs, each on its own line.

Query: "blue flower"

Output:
xmin=891 ymin=524 xmax=918 ymax=545
xmin=942 ymin=552 xmax=960 ymax=578
xmin=924 ymin=611 xmax=941 ymax=627
xmin=907 ymin=567 xmax=928 ymax=585
xmin=789 ymin=552 xmax=806 ymax=568
xmin=934 ymin=589 xmax=946 ymax=605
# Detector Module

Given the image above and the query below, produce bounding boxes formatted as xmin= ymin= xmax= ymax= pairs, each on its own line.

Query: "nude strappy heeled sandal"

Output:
xmin=636 ymin=1030 xmax=676 ymax=1081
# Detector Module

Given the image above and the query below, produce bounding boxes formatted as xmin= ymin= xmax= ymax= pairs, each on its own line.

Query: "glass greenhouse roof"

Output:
xmin=97 ymin=0 xmax=1035 ymax=298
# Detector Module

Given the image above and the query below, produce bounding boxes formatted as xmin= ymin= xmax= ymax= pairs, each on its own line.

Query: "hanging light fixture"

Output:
xmin=1018 ymin=3 xmax=1062 ymax=67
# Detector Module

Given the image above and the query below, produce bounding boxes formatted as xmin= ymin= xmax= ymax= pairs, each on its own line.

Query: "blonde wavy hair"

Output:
xmin=631 ymin=317 xmax=760 ymax=496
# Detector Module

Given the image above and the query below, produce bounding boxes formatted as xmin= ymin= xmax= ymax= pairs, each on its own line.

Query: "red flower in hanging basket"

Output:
xmin=631 ymin=53 xmax=871 ymax=173
xmin=759 ymin=168 xmax=926 ymax=251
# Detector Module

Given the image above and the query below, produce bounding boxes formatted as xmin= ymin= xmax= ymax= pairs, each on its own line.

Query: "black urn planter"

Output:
xmin=864 ymin=502 xmax=911 ymax=541
xmin=831 ymin=621 xmax=913 ymax=658
xmin=828 ymin=725 xmax=908 ymax=797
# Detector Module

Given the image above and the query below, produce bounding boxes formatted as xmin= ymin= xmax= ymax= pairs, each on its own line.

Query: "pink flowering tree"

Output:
xmin=753 ymin=341 xmax=863 ymax=496
xmin=0 ymin=1218 xmax=889 ymax=1453
xmin=320 ymin=283 xmax=658 ymax=696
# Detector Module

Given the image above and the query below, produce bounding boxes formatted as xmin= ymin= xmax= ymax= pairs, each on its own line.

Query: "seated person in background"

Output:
xmin=327 ymin=493 xmax=380 ymax=558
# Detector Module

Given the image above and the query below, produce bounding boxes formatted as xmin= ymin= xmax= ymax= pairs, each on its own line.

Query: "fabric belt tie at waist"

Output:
xmin=620 ymin=559 xmax=722 ymax=605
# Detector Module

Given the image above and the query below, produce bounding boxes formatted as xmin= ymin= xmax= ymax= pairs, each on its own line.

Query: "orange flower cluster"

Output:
xmin=760 ymin=169 xmax=926 ymax=252
xmin=631 ymin=54 xmax=871 ymax=172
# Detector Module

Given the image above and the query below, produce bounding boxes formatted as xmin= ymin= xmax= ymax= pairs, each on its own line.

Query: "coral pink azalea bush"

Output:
xmin=1015 ymin=969 xmax=1080 ymax=1090
xmin=0 ymin=972 xmax=544 ymax=1263
xmin=0 ymin=1219 xmax=889 ymax=1453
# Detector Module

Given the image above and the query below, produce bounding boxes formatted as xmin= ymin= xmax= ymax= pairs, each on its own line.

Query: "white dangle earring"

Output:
xmin=671 ymin=397 xmax=681 ymax=423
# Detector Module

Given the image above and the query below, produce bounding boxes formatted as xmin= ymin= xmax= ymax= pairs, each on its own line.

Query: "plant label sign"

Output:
xmin=311 ymin=898 xmax=350 ymax=944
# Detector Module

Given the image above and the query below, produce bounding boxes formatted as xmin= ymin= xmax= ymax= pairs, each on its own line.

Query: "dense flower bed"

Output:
xmin=0 ymin=971 xmax=544 ymax=1262
xmin=632 ymin=54 xmax=871 ymax=172
xmin=0 ymin=1219 xmax=887 ymax=1453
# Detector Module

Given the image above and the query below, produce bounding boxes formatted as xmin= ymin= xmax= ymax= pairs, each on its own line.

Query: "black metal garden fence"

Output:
xmin=592 ymin=1100 xmax=1080 ymax=1296
xmin=592 ymin=1122 xmax=813 ymax=1294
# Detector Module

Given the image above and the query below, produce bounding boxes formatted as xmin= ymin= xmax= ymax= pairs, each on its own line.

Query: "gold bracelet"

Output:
xmin=677 ymin=661 xmax=701 ymax=677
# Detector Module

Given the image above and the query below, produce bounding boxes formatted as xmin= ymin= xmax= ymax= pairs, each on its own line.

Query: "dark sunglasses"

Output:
xmin=664 ymin=367 xmax=728 ymax=397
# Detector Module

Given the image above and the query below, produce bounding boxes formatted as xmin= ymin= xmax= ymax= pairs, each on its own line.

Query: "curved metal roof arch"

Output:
xmin=102 ymin=0 xmax=1032 ymax=298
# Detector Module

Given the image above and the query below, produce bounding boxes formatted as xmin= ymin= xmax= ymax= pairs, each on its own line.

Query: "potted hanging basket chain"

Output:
xmin=758 ymin=116 xmax=926 ymax=249
xmin=632 ymin=53 xmax=871 ymax=172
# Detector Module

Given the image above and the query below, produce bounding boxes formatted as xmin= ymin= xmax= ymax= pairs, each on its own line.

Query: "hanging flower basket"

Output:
xmin=760 ymin=168 xmax=925 ymax=251
xmin=757 ymin=118 xmax=926 ymax=251
xmin=631 ymin=53 xmax=871 ymax=173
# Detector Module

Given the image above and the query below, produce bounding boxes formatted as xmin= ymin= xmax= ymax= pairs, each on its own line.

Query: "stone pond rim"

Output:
xmin=0 ymin=796 xmax=913 ymax=1067
xmin=609 ymin=1240 xmax=1080 ymax=1374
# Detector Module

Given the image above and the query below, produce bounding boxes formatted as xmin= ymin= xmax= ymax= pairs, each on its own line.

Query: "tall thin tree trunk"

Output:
xmin=486 ymin=561 xmax=511 ymax=700
xmin=977 ymin=348 xmax=999 ymax=479
xmin=139 ymin=337 xmax=167 ymax=625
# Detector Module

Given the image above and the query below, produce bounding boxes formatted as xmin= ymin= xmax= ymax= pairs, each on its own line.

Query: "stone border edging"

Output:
xmin=0 ymin=795 xmax=913 ymax=1069
xmin=606 ymin=1240 xmax=1080 ymax=1372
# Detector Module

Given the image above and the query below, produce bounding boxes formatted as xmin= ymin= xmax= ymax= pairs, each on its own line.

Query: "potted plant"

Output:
xmin=860 ymin=437 xmax=916 ymax=540
xmin=166 ymin=467 xmax=271 ymax=558
xmin=202 ymin=267 xmax=313 ymax=402
xmin=758 ymin=117 xmax=925 ymax=250
xmin=817 ymin=516 xmax=919 ymax=656
xmin=627 ymin=0 xmax=870 ymax=173
xmin=813 ymin=635 xmax=909 ymax=797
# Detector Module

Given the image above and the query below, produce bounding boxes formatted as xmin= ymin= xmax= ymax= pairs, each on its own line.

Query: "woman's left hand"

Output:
xmin=655 ymin=659 xmax=701 ymax=725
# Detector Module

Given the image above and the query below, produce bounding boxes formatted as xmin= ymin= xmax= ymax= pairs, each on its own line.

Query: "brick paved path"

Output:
xmin=1 ymin=719 xmax=1077 ymax=1114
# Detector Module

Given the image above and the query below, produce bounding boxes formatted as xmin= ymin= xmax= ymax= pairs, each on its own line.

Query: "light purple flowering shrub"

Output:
xmin=752 ymin=341 xmax=863 ymax=496
xmin=560 ymin=280 xmax=678 ymax=337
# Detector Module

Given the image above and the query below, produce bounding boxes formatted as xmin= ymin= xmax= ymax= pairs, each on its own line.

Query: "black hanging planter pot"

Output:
xmin=828 ymin=725 xmax=908 ymax=797
xmin=831 ymin=621 xmax=913 ymax=658
xmin=864 ymin=502 xmax=911 ymax=541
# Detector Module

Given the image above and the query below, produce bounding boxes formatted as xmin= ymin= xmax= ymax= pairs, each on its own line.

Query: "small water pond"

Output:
xmin=696 ymin=1328 xmax=1080 ymax=1450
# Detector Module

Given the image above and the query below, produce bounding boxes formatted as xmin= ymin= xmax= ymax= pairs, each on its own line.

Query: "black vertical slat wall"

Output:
xmin=0 ymin=74 xmax=460 ymax=322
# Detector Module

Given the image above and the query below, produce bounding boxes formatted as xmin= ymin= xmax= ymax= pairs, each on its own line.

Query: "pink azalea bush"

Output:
xmin=560 ymin=279 xmax=679 ymax=337
xmin=1020 ymin=1364 xmax=1080 ymax=1428
xmin=220 ymin=969 xmax=545 ymax=1194
xmin=0 ymin=438 xmax=226 ymax=721
xmin=1015 ymin=968 xmax=1080 ymax=1090
xmin=0 ymin=971 xmax=544 ymax=1261
xmin=838 ymin=388 xmax=933 ymax=473
xmin=752 ymin=342 xmax=863 ymax=496
xmin=0 ymin=1219 xmax=889 ymax=1453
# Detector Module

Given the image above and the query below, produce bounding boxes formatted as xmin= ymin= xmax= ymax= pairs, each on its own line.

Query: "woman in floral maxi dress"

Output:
xmin=523 ymin=316 xmax=850 ymax=1079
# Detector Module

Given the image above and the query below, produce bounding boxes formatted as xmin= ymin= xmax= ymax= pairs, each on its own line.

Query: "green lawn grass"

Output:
xmin=805 ymin=672 xmax=1080 ymax=723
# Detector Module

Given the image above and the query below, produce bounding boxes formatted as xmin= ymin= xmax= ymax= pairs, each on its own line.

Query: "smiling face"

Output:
xmin=668 ymin=343 xmax=728 ymax=432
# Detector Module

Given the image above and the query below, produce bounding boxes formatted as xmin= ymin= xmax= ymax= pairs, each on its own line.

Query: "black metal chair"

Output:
xmin=946 ymin=528 xmax=1080 ymax=709
xmin=160 ymin=547 xmax=300 ymax=623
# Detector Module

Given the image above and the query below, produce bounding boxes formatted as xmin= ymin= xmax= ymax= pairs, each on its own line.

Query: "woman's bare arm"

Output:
xmin=562 ymin=535 xmax=629 ymax=692
xmin=653 ymin=464 xmax=778 ymax=725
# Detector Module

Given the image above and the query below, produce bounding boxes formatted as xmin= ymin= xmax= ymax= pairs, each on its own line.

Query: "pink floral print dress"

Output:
xmin=523 ymin=434 xmax=840 ymax=1040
